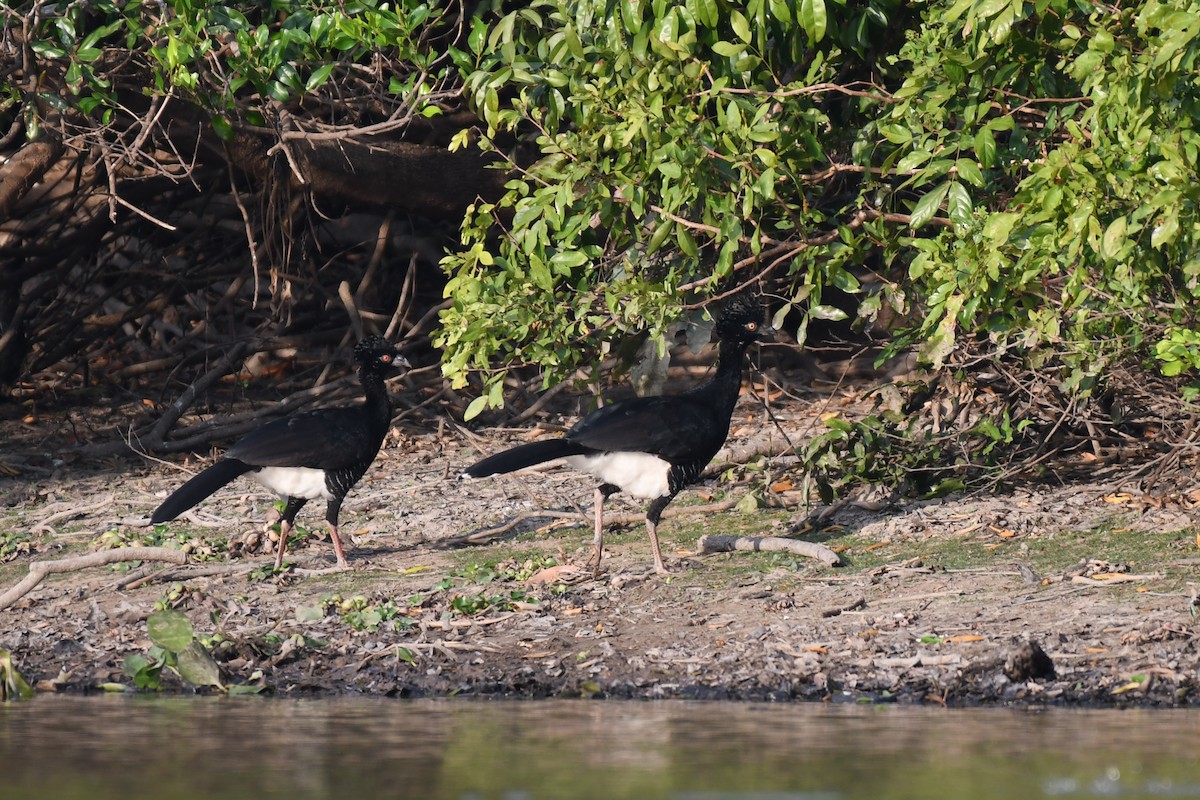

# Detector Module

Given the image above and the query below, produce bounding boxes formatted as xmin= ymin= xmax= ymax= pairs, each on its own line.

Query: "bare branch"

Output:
xmin=0 ymin=547 xmax=189 ymax=611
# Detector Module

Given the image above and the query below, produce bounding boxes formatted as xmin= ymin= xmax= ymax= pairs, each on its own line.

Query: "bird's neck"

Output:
xmin=359 ymin=367 xmax=393 ymax=430
xmin=701 ymin=337 xmax=752 ymax=414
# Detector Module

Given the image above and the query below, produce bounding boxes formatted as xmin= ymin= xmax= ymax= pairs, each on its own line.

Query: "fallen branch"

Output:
xmin=1069 ymin=573 xmax=1160 ymax=586
xmin=0 ymin=547 xmax=189 ymax=610
xmin=436 ymin=511 xmax=582 ymax=547
xmin=32 ymin=494 xmax=116 ymax=535
xmin=697 ymin=534 xmax=842 ymax=567
xmin=704 ymin=438 xmax=797 ymax=477
xmin=116 ymin=561 xmax=260 ymax=590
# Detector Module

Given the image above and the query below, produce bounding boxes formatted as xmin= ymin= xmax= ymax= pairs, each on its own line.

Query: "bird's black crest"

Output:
xmin=353 ymin=335 xmax=396 ymax=363
xmin=713 ymin=295 xmax=764 ymax=341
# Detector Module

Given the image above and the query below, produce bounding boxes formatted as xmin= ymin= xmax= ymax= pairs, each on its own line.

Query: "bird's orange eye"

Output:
xmin=746 ymin=322 xmax=758 ymax=331
xmin=380 ymin=354 xmax=392 ymax=363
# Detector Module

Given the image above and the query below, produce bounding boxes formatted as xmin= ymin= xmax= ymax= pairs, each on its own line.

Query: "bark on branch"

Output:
xmin=0 ymin=547 xmax=189 ymax=610
xmin=0 ymin=138 xmax=65 ymax=221
xmin=697 ymin=534 xmax=843 ymax=567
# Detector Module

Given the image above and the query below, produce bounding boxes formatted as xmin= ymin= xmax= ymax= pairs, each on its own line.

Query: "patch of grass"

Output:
xmin=450 ymin=554 xmax=559 ymax=584
xmin=0 ymin=530 xmax=33 ymax=562
xmin=318 ymin=594 xmax=416 ymax=632
xmin=1022 ymin=524 xmax=1196 ymax=576
xmin=801 ymin=513 xmax=1197 ymax=584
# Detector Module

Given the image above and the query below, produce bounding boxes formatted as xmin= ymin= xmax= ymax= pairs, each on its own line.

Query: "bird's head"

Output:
xmin=713 ymin=296 xmax=770 ymax=346
xmin=353 ymin=336 xmax=412 ymax=373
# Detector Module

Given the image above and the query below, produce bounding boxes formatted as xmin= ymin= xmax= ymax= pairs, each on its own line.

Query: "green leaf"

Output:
xmin=305 ymin=64 xmax=336 ymax=92
xmin=1151 ymin=215 xmax=1179 ymax=249
xmin=879 ymin=124 xmax=913 ymax=145
xmin=829 ymin=267 xmax=861 ymax=293
xmin=909 ymin=182 xmax=949 ymax=229
xmin=1100 ymin=216 xmax=1127 ymax=260
xmin=735 ymin=492 xmax=762 ymax=512
xmin=464 ymin=394 xmax=490 ymax=421
xmin=31 ymin=41 xmax=66 ymax=58
xmin=147 ymin=610 xmax=194 ymax=653
xmin=267 ymin=81 xmax=291 ymax=102
xmin=175 ymin=641 xmax=224 ymax=689
xmin=730 ymin=10 xmax=751 ymax=43
xmin=954 ymin=158 xmax=984 ymax=188
xmin=983 ymin=212 xmax=1017 ymax=243
xmin=711 ymin=40 xmax=744 ymax=57
xmin=676 ymin=224 xmax=700 ymax=257
xmin=468 ymin=16 xmax=489 ymax=54
xmin=974 ymin=127 xmax=997 ymax=168
xmin=655 ymin=9 xmax=679 ymax=45
xmin=946 ymin=181 xmax=972 ymax=225
xmin=798 ymin=0 xmax=828 ymax=42
xmin=810 ymin=304 xmax=849 ymax=321
xmin=723 ymin=100 xmax=743 ymax=130
xmin=210 ymin=115 xmax=234 ymax=141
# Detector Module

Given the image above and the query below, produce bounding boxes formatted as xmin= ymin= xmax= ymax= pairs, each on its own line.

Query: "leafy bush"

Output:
xmin=440 ymin=0 xmax=1200 ymax=412
xmin=8 ymin=0 xmax=460 ymax=138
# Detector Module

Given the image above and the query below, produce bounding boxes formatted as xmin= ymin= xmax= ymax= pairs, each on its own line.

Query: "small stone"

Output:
xmin=1004 ymin=639 xmax=1056 ymax=682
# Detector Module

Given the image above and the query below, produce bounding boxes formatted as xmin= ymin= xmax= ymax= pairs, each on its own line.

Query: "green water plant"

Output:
xmin=0 ymin=649 xmax=34 ymax=701
xmin=124 ymin=609 xmax=261 ymax=694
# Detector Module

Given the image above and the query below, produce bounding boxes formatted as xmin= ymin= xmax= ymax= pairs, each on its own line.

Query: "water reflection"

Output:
xmin=2 ymin=696 xmax=1198 ymax=800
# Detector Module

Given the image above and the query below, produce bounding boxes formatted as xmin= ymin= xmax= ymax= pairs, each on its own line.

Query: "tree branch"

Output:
xmin=0 ymin=547 xmax=189 ymax=611
xmin=697 ymin=534 xmax=842 ymax=567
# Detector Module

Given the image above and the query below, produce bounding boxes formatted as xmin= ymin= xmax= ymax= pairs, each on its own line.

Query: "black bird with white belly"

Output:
xmin=150 ymin=336 xmax=409 ymax=569
xmin=462 ymin=298 xmax=768 ymax=574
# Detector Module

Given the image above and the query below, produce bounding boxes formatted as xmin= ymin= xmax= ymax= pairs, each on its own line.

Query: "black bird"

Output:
xmin=150 ymin=336 xmax=409 ymax=569
xmin=462 ymin=298 xmax=768 ymax=574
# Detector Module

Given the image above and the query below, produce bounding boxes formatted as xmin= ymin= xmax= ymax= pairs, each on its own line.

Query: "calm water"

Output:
xmin=2 ymin=696 xmax=1198 ymax=799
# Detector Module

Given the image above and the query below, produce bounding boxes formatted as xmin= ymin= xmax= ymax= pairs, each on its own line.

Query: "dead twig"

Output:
xmin=697 ymin=534 xmax=842 ymax=567
xmin=32 ymin=494 xmax=115 ymax=536
xmin=0 ymin=547 xmax=188 ymax=610
xmin=144 ymin=341 xmax=250 ymax=449
xmin=821 ymin=596 xmax=867 ymax=617
xmin=437 ymin=511 xmax=583 ymax=547
xmin=117 ymin=561 xmax=262 ymax=590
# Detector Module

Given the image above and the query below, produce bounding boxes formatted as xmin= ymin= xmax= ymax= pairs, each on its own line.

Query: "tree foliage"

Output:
xmin=7 ymin=0 xmax=464 ymax=143
xmin=439 ymin=0 xmax=1200 ymax=412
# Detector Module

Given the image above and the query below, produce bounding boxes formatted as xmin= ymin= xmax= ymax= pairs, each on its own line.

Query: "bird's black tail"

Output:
xmin=462 ymin=439 xmax=589 ymax=478
xmin=150 ymin=459 xmax=253 ymax=523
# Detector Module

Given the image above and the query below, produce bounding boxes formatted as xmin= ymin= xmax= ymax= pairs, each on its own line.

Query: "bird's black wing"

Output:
xmin=224 ymin=406 xmax=380 ymax=471
xmin=565 ymin=395 xmax=721 ymax=461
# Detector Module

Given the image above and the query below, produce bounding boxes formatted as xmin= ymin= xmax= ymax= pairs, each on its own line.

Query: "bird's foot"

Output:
xmin=652 ymin=555 xmax=693 ymax=576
